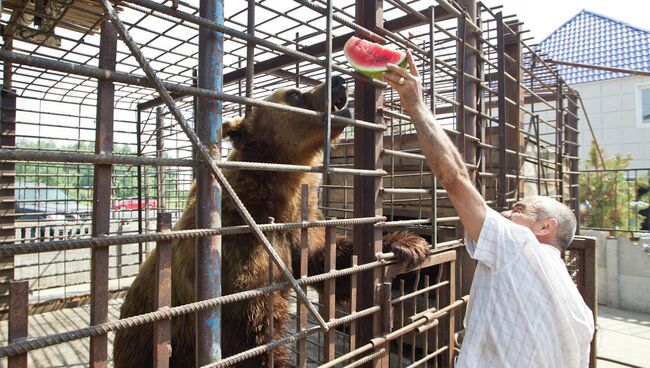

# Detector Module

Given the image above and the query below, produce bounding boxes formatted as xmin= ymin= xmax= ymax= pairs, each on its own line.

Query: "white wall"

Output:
xmin=574 ymin=76 xmax=650 ymax=169
xmin=583 ymin=230 xmax=650 ymax=314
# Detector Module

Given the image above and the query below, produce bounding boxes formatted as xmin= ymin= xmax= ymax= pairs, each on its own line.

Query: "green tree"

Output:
xmin=580 ymin=141 xmax=648 ymax=233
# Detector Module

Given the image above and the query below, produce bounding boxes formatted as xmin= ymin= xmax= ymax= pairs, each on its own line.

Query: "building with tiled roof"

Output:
xmin=537 ymin=9 xmax=650 ymax=169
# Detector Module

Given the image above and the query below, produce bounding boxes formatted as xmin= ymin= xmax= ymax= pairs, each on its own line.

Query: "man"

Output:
xmin=383 ymin=51 xmax=594 ymax=367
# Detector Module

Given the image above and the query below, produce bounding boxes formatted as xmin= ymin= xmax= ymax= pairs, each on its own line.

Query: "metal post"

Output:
xmin=136 ymin=108 xmax=145 ymax=264
xmin=245 ymin=0 xmax=254 ymax=115
xmin=353 ymin=0 xmax=384 ymax=366
xmin=154 ymin=213 xmax=172 ymax=367
xmin=297 ymin=184 xmax=309 ymax=368
xmin=2 ymin=37 xmax=11 ymax=90
xmin=321 ymin=0 xmax=334 ymax=218
xmin=556 ymin=82 xmax=565 ymax=201
xmin=0 ymin=89 xmax=16 ymax=313
xmin=458 ymin=0 xmax=478 ymax=317
xmin=156 ymin=107 xmax=166 ymax=210
xmin=90 ymin=20 xmax=116 ymax=368
xmin=496 ymin=12 xmax=507 ymax=211
xmin=196 ymin=0 xmax=224 ymax=364
xmin=323 ymin=226 xmax=336 ymax=362
xmin=504 ymin=21 xmax=523 ymax=200
xmin=566 ymin=93 xmax=580 ymax=229
xmin=8 ymin=281 xmax=28 ymax=368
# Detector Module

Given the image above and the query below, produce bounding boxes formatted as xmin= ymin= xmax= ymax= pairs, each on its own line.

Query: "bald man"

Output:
xmin=383 ymin=52 xmax=594 ymax=367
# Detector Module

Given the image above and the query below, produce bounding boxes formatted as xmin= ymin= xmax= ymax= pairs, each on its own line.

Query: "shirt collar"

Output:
xmin=542 ymin=243 xmax=561 ymax=257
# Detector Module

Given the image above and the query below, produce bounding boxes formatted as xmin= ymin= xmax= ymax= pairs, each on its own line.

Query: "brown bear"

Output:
xmin=113 ymin=76 xmax=429 ymax=368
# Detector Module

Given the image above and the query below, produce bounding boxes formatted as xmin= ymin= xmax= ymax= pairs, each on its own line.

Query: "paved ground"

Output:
xmin=0 ymin=303 xmax=648 ymax=367
xmin=597 ymin=306 xmax=650 ymax=368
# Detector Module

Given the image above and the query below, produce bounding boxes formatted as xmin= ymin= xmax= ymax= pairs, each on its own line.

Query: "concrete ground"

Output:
xmin=0 ymin=302 xmax=648 ymax=367
xmin=597 ymin=306 xmax=650 ymax=368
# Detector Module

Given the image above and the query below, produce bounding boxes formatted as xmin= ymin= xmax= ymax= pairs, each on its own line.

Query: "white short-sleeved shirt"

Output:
xmin=456 ymin=208 xmax=594 ymax=368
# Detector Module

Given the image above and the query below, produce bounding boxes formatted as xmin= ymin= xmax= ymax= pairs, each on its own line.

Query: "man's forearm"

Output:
xmin=408 ymin=103 xmax=470 ymax=187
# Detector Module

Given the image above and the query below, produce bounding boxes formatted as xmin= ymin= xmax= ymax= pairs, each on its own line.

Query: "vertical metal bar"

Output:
xmin=295 ymin=32 xmax=301 ymax=88
xmin=324 ymin=225 xmax=336 ymax=362
xmin=504 ymin=21 xmax=523 ymax=201
xmin=0 ymin=89 xmax=16 ymax=312
xmin=322 ymin=0 xmax=333 ymax=171
xmin=349 ymin=255 xmax=358 ymax=352
xmin=448 ymin=259 xmax=456 ymax=367
xmin=556 ymin=81 xmax=565 ymax=202
xmin=423 ymin=275 xmax=430 ymax=358
xmin=90 ymin=20 xmax=116 ymax=368
xmin=436 ymin=263 xmax=450 ymax=367
xmin=428 ymin=6 xmax=438 ymax=249
xmin=397 ymin=280 xmax=405 ymax=368
xmin=410 ymin=282 xmax=416 ymax=363
xmin=457 ymin=16 xmax=466 ymax=162
xmin=582 ymin=237 xmax=597 ymax=368
xmin=297 ymin=184 xmax=309 ymax=368
xmin=2 ymin=37 xmax=12 ymax=90
xmin=136 ymin=108 xmax=144 ymax=265
xmin=267 ymin=242 xmax=275 ymax=368
xmin=496 ymin=12 xmax=507 ymax=211
xmin=154 ymin=213 xmax=172 ymax=368
xmin=354 ymin=0 xmax=384 ymax=366
xmin=196 ymin=0 xmax=224 ymax=364
xmin=566 ymin=93 xmax=580 ymax=226
xmin=321 ymin=0 xmax=334 ymax=219
xmin=458 ymin=0 xmax=478 ymax=315
xmin=8 ymin=281 xmax=28 ymax=368
xmin=156 ymin=107 xmax=166 ymax=210
xmin=245 ymin=0 xmax=255 ymax=114
xmin=535 ymin=115 xmax=542 ymax=193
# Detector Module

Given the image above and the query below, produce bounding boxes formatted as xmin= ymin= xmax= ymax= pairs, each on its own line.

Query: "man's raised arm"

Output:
xmin=383 ymin=51 xmax=487 ymax=242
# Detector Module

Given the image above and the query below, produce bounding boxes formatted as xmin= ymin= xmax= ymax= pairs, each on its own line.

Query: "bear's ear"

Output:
xmin=223 ymin=116 xmax=247 ymax=141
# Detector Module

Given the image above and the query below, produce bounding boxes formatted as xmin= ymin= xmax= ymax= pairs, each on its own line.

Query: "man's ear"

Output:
xmin=539 ymin=217 xmax=559 ymax=236
xmin=223 ymin=116 xmax=246 ymax=140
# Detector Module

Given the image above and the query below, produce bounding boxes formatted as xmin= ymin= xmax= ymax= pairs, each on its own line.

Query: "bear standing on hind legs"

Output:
xmin=113 ymin=76 xmax=430 ymax=368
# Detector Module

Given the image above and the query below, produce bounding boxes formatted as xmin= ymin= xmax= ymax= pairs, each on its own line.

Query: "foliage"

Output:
xmin=15 ymin=139 xmax=180 ymax=205
xmin=579 ymin=141 xmax=649 ymax=233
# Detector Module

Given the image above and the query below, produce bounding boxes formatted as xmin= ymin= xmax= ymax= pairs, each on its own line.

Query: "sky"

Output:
xmin=479 ymin=0 xmax=650 ymax=44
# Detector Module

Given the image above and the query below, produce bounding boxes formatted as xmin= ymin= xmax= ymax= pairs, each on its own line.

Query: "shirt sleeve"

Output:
xmin=464 ymin=207 xmax=537 ymax=270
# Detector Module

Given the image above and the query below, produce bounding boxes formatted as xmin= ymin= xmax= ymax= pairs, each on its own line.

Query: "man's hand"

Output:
xmin=382 ymin=50 xmax=425 ymax=113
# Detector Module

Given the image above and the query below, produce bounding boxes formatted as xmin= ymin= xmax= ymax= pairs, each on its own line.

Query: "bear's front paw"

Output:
xmin=382 ymin=232 xmax=430 ymax=267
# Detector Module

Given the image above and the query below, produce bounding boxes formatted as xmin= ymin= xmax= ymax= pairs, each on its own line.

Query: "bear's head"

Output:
xmin=223 ymin=76 xmax=351 ymax=164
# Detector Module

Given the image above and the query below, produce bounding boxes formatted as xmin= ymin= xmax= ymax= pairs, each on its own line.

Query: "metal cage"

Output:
xmin=0 ymin=0 xmax=585 ymax=367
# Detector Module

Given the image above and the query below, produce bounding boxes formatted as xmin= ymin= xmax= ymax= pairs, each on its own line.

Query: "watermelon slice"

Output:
xmin=343 ymin=36 xmax=408 ymax=80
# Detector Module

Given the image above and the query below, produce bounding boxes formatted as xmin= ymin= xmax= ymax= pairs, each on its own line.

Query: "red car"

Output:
xmin=113 ymin=197 xmax=157 ymax=210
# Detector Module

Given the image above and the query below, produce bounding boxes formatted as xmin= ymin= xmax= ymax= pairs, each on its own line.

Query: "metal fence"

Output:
xmin=0 ymin=0 xmax=584 ymax=366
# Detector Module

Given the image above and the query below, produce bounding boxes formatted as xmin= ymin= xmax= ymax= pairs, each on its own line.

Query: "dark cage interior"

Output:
xmin=0 ymin=0 xmax=593 ymax=367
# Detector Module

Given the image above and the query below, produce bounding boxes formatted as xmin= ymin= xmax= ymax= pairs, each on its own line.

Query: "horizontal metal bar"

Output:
xmin=0 ymin=50 xmax=385 ymax=131
xmin=547 ymin=59 xmax=650 ymax=77
xmin=0 ymin=216 xmax=386 ymax=256
xmin=0 ymin=149 xmax=386 ymax=176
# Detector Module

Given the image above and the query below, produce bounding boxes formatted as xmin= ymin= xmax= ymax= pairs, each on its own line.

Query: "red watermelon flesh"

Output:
xmin=343 ymin=36 xmax=407 ymax=79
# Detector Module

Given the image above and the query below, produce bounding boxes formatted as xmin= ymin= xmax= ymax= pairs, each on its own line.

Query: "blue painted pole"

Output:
xmin=196 ymin=0 xmax=223 ymax=364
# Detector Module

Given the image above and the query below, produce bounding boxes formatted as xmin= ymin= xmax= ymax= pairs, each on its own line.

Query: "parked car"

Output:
xmin=113 ymin=197 xmax=157 ymax=211
xmin=15 ymin=183 xmax=91 ymax=221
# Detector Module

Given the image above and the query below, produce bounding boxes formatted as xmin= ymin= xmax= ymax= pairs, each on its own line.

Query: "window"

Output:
xmin=638 ymin=84 xmax=650 ymax=127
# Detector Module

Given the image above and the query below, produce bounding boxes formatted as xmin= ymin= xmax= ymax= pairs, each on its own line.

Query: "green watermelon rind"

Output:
xmin=353 ymin=57 xmax=408 ymax=80
xmin=344 ymin=38 xmax=408 ymax=80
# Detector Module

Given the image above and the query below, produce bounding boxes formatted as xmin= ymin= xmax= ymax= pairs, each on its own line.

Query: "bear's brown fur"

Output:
xmin=113 ymin=76 xmax=429 ymax=368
